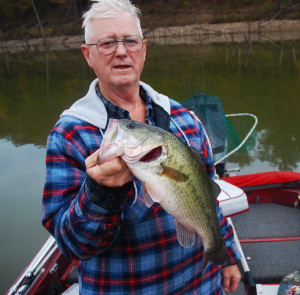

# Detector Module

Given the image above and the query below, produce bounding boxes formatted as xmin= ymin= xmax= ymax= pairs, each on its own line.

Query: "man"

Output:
xmin=42 ymin=0 xmax=241 ymax=293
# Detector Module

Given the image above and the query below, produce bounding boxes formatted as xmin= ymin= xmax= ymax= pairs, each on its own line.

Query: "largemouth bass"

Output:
xmin=98 ymin=118 xmax=229 ymax=273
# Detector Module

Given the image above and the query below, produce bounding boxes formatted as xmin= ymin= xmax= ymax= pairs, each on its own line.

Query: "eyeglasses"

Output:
xmin=87 ymin=35 xmax=145 ymax=55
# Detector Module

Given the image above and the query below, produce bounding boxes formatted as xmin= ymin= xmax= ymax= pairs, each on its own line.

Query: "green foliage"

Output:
xmin=0 ymin=0 xmax=299 ymax=40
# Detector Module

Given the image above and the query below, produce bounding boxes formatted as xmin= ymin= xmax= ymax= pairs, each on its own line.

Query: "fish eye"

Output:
xmin=127 ymin=122 xmax=135 ymax=129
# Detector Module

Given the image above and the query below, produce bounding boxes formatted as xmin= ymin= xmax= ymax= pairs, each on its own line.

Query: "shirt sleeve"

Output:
xmin=85 ymin=175 xmax=134 ymax=210
xmin=42 ymin=128 xmax=132 ymax=260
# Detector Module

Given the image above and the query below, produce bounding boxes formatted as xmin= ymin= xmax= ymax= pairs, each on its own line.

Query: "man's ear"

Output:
xmin=143 ymin=39 xmax=147 ymax=62
xmin=81 ymin=44 xmax=93 ymax=68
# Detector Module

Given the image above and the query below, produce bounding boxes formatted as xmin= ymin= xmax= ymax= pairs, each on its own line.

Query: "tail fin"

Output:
xmin=202 ymin=240 xmax=230 ymax=274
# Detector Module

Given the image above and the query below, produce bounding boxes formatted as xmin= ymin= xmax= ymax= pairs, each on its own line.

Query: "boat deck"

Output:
xmin=231 ymin=202 xmax=300 ymax=285
xmin=63 ymin=202 xmax=300 ymax=294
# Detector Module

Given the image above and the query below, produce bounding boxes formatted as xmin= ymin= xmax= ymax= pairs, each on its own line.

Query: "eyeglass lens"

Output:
xmin=97 ymin=36 xmax=143 ymax=55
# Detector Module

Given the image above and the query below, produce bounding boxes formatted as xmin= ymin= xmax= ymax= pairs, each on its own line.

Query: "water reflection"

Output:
xmin=0 ymin=50 xmax=93 ymax=147
xmin=0 ymin=42 xmax=299 ymax=168
xmin=0 ymin=139 xmax=49 ymax=292
xmin=0 ymin=40 xmax=299 ymax=292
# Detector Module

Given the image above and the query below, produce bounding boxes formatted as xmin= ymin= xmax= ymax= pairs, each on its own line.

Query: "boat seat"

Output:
xmin=216 ymin=179 xmax=249 ymax=217
xmin=231 ymin=203 xmax=300 ymax=284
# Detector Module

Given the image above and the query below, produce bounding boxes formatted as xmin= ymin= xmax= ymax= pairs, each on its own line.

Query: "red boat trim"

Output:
xmin=219 ymin=188 xmax=246 ymax=200
xmin=61 ymin=260 xmax=78 ymax=281
xmin=240 ymin=237 xmax=300 ymax=243
xmin=222 ymin=171 xmax=300 ymax=188
xmin=225 ymin=208 xmax=249 ymax=218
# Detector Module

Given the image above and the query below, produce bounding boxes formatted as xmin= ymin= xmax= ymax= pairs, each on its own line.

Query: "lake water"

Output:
xmin=0 ymin=39 xmax=299 ymax=292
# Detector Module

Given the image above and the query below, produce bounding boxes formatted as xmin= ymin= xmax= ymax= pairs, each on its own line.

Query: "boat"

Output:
xmin=6 ymin=94 xmax=300 ymax=294
xmin=6 ymin=171 xmax=300 ymax=295
xmin=223 ymin=171 xmax=300 ymax=295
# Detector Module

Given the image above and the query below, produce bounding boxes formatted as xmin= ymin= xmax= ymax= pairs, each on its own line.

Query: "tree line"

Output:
xmin=1 ymin=0 xmax=299 ymax=40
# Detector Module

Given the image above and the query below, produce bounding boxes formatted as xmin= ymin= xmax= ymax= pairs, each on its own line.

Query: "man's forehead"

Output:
xmin=90 ymin=13 xmax=138 ymax=31
xmin=91 ymin=18 xmax=139 ymax=41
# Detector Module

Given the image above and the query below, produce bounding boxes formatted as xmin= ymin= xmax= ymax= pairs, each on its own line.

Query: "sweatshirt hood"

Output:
xmin=60 ymin=79 xmax=171 ymax=129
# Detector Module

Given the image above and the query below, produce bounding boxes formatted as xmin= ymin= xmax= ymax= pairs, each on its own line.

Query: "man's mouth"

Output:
xmin=114 ymin=65 xmax=131 ymax=69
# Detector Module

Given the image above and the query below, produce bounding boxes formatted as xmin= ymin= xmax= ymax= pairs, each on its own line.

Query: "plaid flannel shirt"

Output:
xmin=42 ymin=87 xmax=240 ymax=294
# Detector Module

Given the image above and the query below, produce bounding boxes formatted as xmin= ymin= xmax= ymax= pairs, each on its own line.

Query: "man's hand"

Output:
xmin=221 ymin=264 xmax=241 ymax=293
xmin=85 ymin=149 xmax=133 ymax=187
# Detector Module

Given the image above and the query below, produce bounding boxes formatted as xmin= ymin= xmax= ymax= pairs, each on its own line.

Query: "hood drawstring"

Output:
xmin=170 ymin=117 xmax=191 ymax=147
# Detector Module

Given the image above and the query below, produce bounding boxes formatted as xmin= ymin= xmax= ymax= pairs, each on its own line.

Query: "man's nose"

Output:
xmin=115 ymin=41 xmax=127 ymax=55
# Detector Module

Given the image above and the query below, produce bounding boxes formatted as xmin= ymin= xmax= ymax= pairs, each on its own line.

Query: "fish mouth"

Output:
xmin=98 ymin=119 xmax=124 ymax=164
xmin=140 ymin=146 xmax=163 ymax=163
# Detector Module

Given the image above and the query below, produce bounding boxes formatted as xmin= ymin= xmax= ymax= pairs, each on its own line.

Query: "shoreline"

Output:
xmin=1 ymin=19 xmax=300 ymax=54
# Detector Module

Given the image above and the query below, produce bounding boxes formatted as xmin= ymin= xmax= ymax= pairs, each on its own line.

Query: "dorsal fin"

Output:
xmin=190 ymin=146 xmax=204 ymax=165
xmin=210 ymin=178 xmax=221 ymax=199
xmin=189 ymin=146 xmax=220 ymax=199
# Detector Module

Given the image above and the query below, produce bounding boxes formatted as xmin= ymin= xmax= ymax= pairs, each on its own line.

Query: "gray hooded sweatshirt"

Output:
xmin=60 ymin=78 xmax=172 ymax=130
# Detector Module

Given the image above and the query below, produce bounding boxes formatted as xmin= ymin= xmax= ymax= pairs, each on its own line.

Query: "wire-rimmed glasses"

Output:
xmin=87 ymin=35 xmax=145 ymax=55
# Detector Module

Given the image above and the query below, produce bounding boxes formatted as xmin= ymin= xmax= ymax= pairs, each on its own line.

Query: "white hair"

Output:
xmin=82 ymin=0 xmax=143 ymax=44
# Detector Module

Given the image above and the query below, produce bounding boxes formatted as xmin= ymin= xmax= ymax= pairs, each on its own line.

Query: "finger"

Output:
xmin=87 ymin=156 xmax=133 ymax=187
xmin=100 ymin=157 xmax=125 ymax=176
xmin=85 ymin=149 xmax=99 ymax=169
xmin=98 ymin=165 xmax=133 ymax=187
xmin=103 ymin=158 xmax=133 ymax=185
xmin=229 ymin=278 xmax=240 ymax=293
xmin=221 ymin=276 xmax=230 ymax=293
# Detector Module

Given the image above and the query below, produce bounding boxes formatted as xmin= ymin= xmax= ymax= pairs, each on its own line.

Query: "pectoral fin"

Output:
xmin=142 ymin=183 xmax=154 ymax=207
xmin=161 ymin=165 xmax=189 ymax=182
xmin=175 ymin=220 xmax=195 ymax=248
xmin=142 ymin=182 xmax=162 ymax=207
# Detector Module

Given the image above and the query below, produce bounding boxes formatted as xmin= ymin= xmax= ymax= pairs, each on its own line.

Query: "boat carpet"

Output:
xmin=231 ymin=203 xmax=300 ymax=239
xmin=231 ymin=203 xmax=300 ymax=284
xmin=237 ymin=240 xmax=300 ymax=283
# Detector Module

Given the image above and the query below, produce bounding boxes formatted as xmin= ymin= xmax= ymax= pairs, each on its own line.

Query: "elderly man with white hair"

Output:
xmin=42 ymin=0 xmax=241 ymax=293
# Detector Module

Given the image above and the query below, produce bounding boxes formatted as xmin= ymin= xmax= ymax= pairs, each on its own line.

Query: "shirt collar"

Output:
xmin=96 ymin=83 xmax=155 ymax=125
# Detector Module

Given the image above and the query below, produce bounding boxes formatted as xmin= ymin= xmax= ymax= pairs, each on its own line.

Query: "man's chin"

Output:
xmin=111 ymin=77 xmax=138 ymax=88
